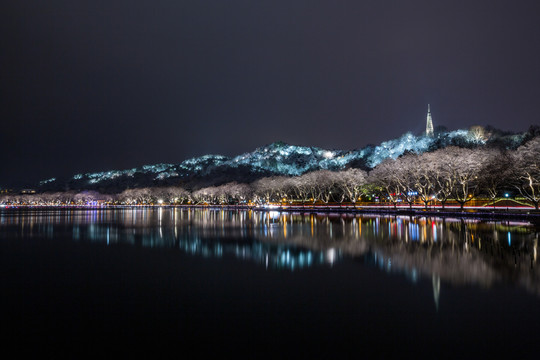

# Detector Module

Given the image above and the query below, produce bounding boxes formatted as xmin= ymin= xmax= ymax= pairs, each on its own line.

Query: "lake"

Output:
xmin=1 ymin=207 xmax=539 ymax=358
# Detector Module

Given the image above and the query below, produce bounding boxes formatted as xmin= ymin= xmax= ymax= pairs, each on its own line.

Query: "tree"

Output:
xmin=221 ymin=182 xmax=252 ymax=204
xmin=444 ymin=147 xmax=483 ymax=210
xmin=477 ymin=149 xmax=512 ymax=207
xmin=252 ymin=176 xmax=289 ymax=204
xmin=391 ymin=155 xmax=418 ymax=209
xmin=310 ymin=170 xmax=338 ymax=204
xmin=286 ymin=176 xmax=311 ymax=205
xmin=192 ymin=186 xmax=219 ymax=204
xmin=511 ymin=137 xmax=540 ymax=209
xmin=369 ymin=159 xmax=403 ymax=209
xmin=425 ymin=147 xmax=475 ymax=209
xmin=406 ymin=153 xmax=438 ymax=210
xmin=334 ymin=168 xmax=367 ymax=205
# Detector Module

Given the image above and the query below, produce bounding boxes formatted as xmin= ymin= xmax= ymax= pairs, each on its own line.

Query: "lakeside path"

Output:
xmin=244 ymin=205 xmax=540 ymax=224
xmin=3 ymin=204 xmax=540 ymax=224
xmin=163 ymin=204 xmax=540 ymax=224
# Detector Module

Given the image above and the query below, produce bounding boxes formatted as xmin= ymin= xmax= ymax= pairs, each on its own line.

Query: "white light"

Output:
xmin=326 ymin=248 xmax=336 ymax=264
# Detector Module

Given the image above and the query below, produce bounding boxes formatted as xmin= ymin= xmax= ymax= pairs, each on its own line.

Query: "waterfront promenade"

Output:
xmin=3 ymin=203 xmax=540 ymax=223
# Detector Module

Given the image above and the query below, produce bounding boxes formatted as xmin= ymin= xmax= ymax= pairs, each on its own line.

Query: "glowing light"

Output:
xmin=326 ymin=248 xmax=336 ymax=264
xmin=323 ymin=151 xmax=334 ymax=159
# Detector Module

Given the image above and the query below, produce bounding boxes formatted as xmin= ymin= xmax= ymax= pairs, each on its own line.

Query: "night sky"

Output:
xmin=2 ymin=1 xmax=540 ymax=187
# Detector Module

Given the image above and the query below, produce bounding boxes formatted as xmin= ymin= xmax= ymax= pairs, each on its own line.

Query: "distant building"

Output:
xmin=20 ymin=189 xmax=36 ymax=194
xmin=426 ymin=104 xmax=434 ymax=136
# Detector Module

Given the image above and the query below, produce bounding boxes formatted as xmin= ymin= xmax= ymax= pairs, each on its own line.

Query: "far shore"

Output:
xmin=2 ymin=203 xmax=540 ymax=223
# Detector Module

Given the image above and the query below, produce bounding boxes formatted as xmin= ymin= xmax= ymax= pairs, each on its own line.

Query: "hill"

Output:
xmin=34 ymin=126 xmax=528 ymax=193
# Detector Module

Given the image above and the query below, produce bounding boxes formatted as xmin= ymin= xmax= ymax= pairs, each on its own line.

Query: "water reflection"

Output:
xmin=1 ymin=208 xmax=539 ymax=298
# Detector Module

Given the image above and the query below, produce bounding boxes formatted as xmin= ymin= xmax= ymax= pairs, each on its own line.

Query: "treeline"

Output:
xmin=2 ymin=137 xmax=540 ymax=209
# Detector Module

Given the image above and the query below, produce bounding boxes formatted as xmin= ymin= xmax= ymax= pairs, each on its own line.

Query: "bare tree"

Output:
xmin=444 ymin=147 xmax=483 ymax=210
xmin=511 ymin=137 xmax=540 ymax=209
xmin=312 ymin=170 xmax=339 ymax=204
xmin=334 ymin=168 xmax=367 ymax=205
xmin=391 ymin=155 xmax=418 ymax=209
xmin=369 ymin=159 xmax=403 ymax=209
xmin=253 ymin=176 xmax=289 ymax=204
xmin=409 ymin=153 xmax=439 ymax=209
xmin=192 ymin=186 xmax=220 ymax=204
xmin=477 ymin=149 xmax=512 ymax=207
xmin=220 ymin=182 xmax=252 ymax=204
xmin=286 ymin=176 xmax=311 ymax=205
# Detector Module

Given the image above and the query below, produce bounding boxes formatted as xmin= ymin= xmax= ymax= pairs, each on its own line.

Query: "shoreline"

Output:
xmin=236 ymin=205 xmax=540 ymax=223
xmin=2 ymin=204 xmax=540 ymax=223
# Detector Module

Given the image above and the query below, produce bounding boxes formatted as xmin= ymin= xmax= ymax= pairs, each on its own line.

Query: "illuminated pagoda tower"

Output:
xmin=426 ymin=104 xmax=434 ymax=136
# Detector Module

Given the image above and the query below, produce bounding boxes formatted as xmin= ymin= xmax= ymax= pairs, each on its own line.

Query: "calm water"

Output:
xmin=1 ymin=208 xmax=540 ymax=357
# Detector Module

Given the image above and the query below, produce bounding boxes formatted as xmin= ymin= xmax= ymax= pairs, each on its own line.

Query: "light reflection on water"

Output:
xmin=1 ymin=207 xmax=539 ymax=297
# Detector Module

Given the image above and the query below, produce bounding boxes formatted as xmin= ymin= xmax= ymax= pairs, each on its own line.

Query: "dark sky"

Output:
xmin=1 ymin=1 xmax=540 ymax=187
